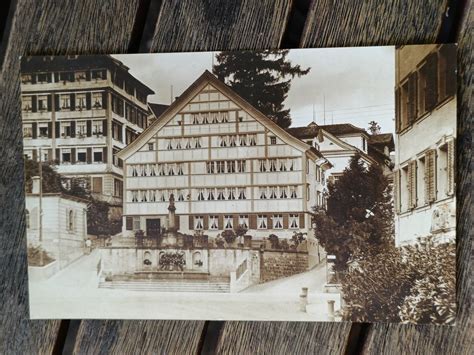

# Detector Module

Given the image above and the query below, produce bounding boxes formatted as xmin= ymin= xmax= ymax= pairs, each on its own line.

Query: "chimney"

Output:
xmin=31 ymin=176 xmax=41 ymax=194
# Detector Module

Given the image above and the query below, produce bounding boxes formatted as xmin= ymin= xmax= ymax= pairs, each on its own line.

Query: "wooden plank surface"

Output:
xmin=301 ymin=0 xmax=448 ymax=47
xmin=149 ymin=0 xmax=293 ymax=51
xmin=361 ymin=5 xmax=473 ymax=355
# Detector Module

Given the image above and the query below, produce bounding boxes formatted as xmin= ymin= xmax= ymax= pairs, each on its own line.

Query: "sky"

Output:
xmin=113 ymin=46 xmax=395 ymax=133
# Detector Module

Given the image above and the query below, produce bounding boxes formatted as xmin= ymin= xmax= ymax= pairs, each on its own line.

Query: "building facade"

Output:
xmin=288 ymin=123 xmax=394 ymax=184
xmin=26 ymin=177 xmax=88 ymax=269
xmin=394 ymin=44 xmax=456 ymax=246
xmin=21 ymin=56 xmax=154 ymax=205
xmin=118 ymin=71 xmax=331 ymax=240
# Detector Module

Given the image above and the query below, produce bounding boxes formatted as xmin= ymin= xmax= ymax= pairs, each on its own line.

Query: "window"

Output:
xmin=227 ymin=160 xmax=235 ymax=173
xmin=92 ymin=92 xmax=103 ymax=109
xmin=269 ymin=186 xmax=278 ymax=199
xmin=114 ymin=179 xmax=123 ymax=198
xmin=92 ymin=120 xmax=103 ymax=135
xmin=197 ymin=189 xmax=205 ymax=201
xmin=66 ymin=209 xmax=75 ymax=231
xmin=209 ymin=216 xmax=219 ymax=230
xmin=257 ymin=215 xmax=267 ymax=229
xmin=60 ymin=94 xmax=71 ymax=109
xmin=148 ymin=143 xmax=154 ymax=151
xmin=217 ymin=188 xmax=225 ymax=200
xmin=237 ymin=160 xmax=246 ymax=173
xmin=217 ymin=161 xmax=226 ymax=174
xmin=25 ymin=209 xmax=30 ymax=229
xmin=194 ymin=216 xmax=204 ymax=230
xmin=279 ymin=186 xmax=288 ymax=198
xmin=22 ymin=96 xmax=32 ymax=112
xmin=238 ymin=188 xmax=246 ymax=200
xmin=37 ymin=73 xmax=50 ymax=83
xmin=75 ymin=71 xmax=87 ymax=81
xmin=62 ymin=150 xmax=71 ymax=163
xmin=141 ymin=190 xmax=148 ymax=202
xmin=273 ymin=214 xmax=283 ymax=229
xmin=270 ymin=136 xmax=277 ymax=145
xmin=259 ymin=187 xmax=267 ymax=199
xmin=37 ymin=95 xmax=48 ymax=111
xmin=61 ymin=122 xmax=71 ymax=137
xmin=239 ymin=215 xmax=249 ymax=229
xmin=207 ymin=188 xmax=215 ymax=200
xmin=38 ymin=124 xmax=49 ymax=138
xmin=133 ymin=217 xmax=140 ymax=230
xmin=21 ymin=74 xmax=33 ymax=84
xmin=76 ymin=121 xmax=87 ymax=137
xmin=307 ymin=186 xmax=310 ymax=201
xmin=289 ymin=214 xmax=299 ymax=229
xmin=224 ymin=215 xmax=233 ymax=229
xmin=259 ymin=160 xmax=267 ymax=172
xmin=131 ymin=190 xmax=139 ymax=202
xmin=93 ymin=150 xmax=103 ymax=163
xmin=23 ymin=124 xmax=33 ymax=138
xmin=92 ymin=69 xmax=106 ymax=80
xmin=77 ymin=149 xmax=87 ymax=163
xmin=290 ymin=186 xmax=298 ymax=198
xmin=76 ymin=93 xmax=86 ymax=110
xmin=249 ymin=134 xmax=257 ymax=146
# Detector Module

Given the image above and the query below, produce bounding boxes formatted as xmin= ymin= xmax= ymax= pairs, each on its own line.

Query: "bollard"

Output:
xmin=327 ymin=300 xmax=335 ymax=321
xmin=300 ymin=287 xmax=308 ymax=312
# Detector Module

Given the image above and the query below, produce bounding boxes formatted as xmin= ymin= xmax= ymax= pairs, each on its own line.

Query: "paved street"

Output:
xmin=29 ymin=250 xmax=341 ymax=321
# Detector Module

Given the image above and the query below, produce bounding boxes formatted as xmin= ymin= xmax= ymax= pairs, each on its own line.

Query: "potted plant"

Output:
xmin=268 ymin=234 xmax=280 ymax=249
xmin=234 ymin=224 xmax=248 ymax=248
xmin=222 ymin=230 xmax=236 ymax=247
xmin=215 ymin=234 xmax=225 ymax=248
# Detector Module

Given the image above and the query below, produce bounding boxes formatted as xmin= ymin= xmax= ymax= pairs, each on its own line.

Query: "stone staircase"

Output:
xmin=99 ymin=279 xmax=231 ymax=293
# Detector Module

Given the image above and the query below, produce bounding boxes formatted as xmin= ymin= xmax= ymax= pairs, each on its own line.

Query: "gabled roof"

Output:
xmin=320 ymin=123 xmax=368 ymax=136
xmin=148 ymin=103 xmax=169 ymax=119
xmin=118 ymin=70 xmax=315 ymax=160
xmin=286 ymin=125 xmax=320 ymax=140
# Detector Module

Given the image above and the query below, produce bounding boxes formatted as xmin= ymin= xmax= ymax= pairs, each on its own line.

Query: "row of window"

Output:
xmin=191 ymin=111 xmax=230 ymax=125
xmin=128 ymin=185 xmax=302 ymax=203
xmin=22 ymin=92 xmax=105 ymax=113
xmin=191 ymin=214 xmax=300 ymax=230
xmin=395 ymin=139 xmax=455 ymax=212
xmin=23 ymin=120 xmax=105 ymax=139
xmin=130 ymin=163 xmax=185 ymax=177
xmin=26 ymin=207 xmax=78 ymax=232
xmin=396 ymin=44 xmax=456 ymax=132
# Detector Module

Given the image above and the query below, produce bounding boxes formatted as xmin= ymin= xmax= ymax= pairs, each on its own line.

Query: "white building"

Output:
xmin=394 ymin=44 xmax=456 ymax=246
xmin=117 ymin=71 xmax=332 ymax=240
xmin=288 ymin=123 xmax=394 ymax=183
xmin=21 ymin=55 xmax=154 ymax=206
xmin=26 ymin=177 xmax=88 ymax=269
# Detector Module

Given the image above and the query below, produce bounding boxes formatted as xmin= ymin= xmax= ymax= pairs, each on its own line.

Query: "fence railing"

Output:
xmin=235 ymin=259 xmax=248 ymax=280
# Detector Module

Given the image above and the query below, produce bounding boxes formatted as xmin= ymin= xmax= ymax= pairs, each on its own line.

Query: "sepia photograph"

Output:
xmin=21 ymin=45 xmax=456 ymax=323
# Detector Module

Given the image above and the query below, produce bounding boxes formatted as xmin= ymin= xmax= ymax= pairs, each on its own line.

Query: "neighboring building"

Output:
xmin=26 ymin=177 xmax=88 ymax=269
xmin=118 ymin=71 xmax=331 ymax=240
xmin=394 ymin=44 xmax=456 ymax=246
xmin=287 ymin=123 xmax=394 ymax=183
xmin=20 ymin=55 xmax=155 ymax=205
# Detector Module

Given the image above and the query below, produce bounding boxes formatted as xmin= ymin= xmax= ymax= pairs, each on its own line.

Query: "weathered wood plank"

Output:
xmin=149 ymin=0 xmax=293 ymax=52
xmin=0 ymin=1 xmax=139 ymax=353
xmin=361 ymin=6 xmax=473 ymax=355
xmin=216 ymin=321 xmax=352 ymax=354
xmin=72 ymin=320 xmax=205 ymax=354
xmin=301 ymin=0 xmax=448 ymax=47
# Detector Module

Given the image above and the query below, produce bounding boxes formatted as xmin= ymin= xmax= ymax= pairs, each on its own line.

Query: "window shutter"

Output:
xmin=54 ymin=94 xmax=60 ymax=111
xmin=126 ymin=217 xmax=133 ymax=230
xmin=249 ymin=214 xmax=257 ymax=229
xmin=218 ymin=215 xmax=224 ymax=230
xmin=408 ymin=160 xmax=417 ymax=209
xmin=86 ymin=93 xmax=91 ymax=110
xmin=203 ymin=215 xmax=209 ymax=230
xmin=71 ymin=148 xmax=76 ymax=164
xmin=102 ymin=120 xmax=107 ymax=136
xmin=447 ymin=139 xmax=455 ymax=196
xmin=47 ymin=122 xmax=52 ymax=138
xmin=85 ymin=71 xmax=91 ymax=81
xmin=267 ymin=215 xmax=272 ymax=229
xmin=31 ymin=96 xmax=37 ymax=112
xmin=283 ymin=213 xmax=289 ymax=229
xmin=70 ymin=121 xmax=76 ymax=137
xmin=425 ymin=149 xmax=437 ymax=203
xmin=102 ymin=92 xmax=108 ymax=109
xmin=408 ymin=73 xmax=418 ymax=123
xmin=395 ymin=88 xmax=401 ymax=133
xmin=189 ymin=215 xmax=194 ymax=230
xmin=55 ymin=122 xmax=60 ymax=138
xmin=394 ymin=170 xmax=400 ymax=213
xmin=32 ymin=122 xmax=37 ymax=138
xmin=103 ymin=147 xmax=108 ymax=163
xmin=445 ymin=46 xmax=457 ymax=98
xmin=55 ymin=148 xmax=60 ymax=161
xmin=86 ymin=148 xmax=92 ymax=164
xmin=86 ymin=120 xmax=92 ymax=136
xmin=299 ymin=214 xmax=305 ymax=229
xmin=425 ymin=54 xmax=438 ymax=110
xmin=47 ymin=95 xmax=52 ymax=111
xmin=70 ymin=93 xmax=75 ymax=111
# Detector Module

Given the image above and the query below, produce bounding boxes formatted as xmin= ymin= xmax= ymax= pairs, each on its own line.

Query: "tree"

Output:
xmin=313 ymin=154 xmax=393 ymax=271
xmin=368 ymin=120 xmax=381 ymax=135
xmin=213 ymin=50 xmax=310 ymax=128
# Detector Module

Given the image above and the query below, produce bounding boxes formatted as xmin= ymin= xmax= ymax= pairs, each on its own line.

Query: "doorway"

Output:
xmin=146 ymin=218 xmax=161 ymax=237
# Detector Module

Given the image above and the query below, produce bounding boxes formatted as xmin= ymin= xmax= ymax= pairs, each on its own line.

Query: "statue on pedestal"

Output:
xmin=161 ymin=193 xmax=179 ymax=247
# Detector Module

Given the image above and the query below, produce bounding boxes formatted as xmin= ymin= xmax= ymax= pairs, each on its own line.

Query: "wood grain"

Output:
xmin=361 ymin=5 xmax=473 ymax=355
xmin=149 ymin=0 xmax=293 ymax=52
xmin=72 ymin=320 xmax=205 ymax=354
xmin=216 ymin=321 xmax=352 ymax=354
xmin=301 ymin=0 xmax=448 ymax=47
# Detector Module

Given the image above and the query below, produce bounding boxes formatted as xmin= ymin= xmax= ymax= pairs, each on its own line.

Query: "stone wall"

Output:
xmin=260 ymin=250 xmax=308 ymax=283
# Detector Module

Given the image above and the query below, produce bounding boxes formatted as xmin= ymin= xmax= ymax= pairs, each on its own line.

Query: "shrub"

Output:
xmin=222 ymin=230 xmax=236 ymax=244
xmin=280 ymin=239 xmax=290 ymax=250
xmin=268 ymin=234 xmax=279 ymax=249
xmin=27 ymin=245 xmax=55 ymax=266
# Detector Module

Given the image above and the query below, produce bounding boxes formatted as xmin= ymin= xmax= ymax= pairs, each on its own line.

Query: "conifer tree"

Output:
xmin=213 ymin=50 xmax=310 ymax=128
xmin=313 ymin=154 xmax=393 ymax=271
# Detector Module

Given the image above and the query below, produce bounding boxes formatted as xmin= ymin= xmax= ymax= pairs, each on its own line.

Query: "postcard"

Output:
xmin=22 ymin=45 xmax=456 ymax=323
